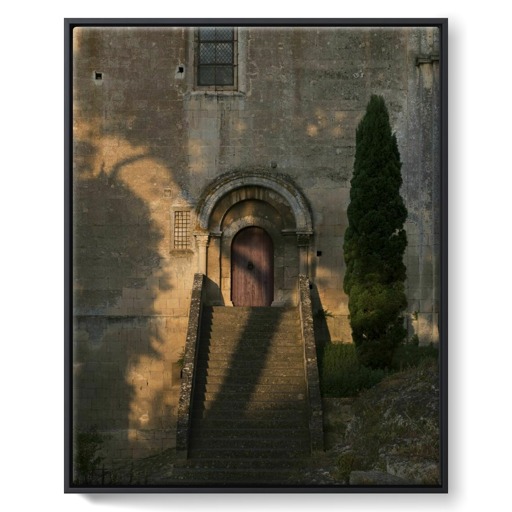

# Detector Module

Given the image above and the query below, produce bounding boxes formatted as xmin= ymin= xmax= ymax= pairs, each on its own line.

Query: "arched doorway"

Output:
xmin=195 ymin=170 xmax=313 ymax=306
xmin=231 ymin=227 xmax=274 ymax=306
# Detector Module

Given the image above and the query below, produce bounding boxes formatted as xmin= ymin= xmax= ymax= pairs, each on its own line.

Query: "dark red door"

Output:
xmin=231 ymin=227 xmax=274 ymax=307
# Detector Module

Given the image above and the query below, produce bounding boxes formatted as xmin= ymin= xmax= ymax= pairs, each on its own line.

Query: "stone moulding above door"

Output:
xmin=195 ymin=169 xmax=313 ymax=235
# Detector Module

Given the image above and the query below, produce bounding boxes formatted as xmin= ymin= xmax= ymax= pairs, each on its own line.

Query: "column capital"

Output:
xmin=193 ymin=232 xmax=210 ymax=248
xmin=297 ymin=231 xmax=313 ymax=247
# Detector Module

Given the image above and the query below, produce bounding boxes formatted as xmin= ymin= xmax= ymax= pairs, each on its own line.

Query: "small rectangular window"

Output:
xmin=197 ymin=27 xmax=236 ymax=87
xmin=174 ymin=211 xmax=191 ymax=249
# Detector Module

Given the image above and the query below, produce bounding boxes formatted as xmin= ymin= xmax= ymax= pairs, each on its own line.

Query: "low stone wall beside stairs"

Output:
xmin=176 ymin=273 xmax=206 ymax=456
xmin=298 ymin=274 xmax=325 ymax=453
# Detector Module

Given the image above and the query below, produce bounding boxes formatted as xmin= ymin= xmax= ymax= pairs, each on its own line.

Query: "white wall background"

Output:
xmin=0 ymin=1 xmax=507 ymax=509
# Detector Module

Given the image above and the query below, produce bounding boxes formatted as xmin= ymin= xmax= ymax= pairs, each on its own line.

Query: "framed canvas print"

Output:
xmin=65 ymin=18 xmax=447 ymax=493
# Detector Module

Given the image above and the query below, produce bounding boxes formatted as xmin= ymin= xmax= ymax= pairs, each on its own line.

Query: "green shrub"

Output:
xmin=73 ymin=426 xmax=105 ymax=485
xmin=392 ymin=342 xmax=439 ymax=372
xmin=318 ymin=340 xmax=438 ymax=397
xmin=343 ymin=95 xmax=408 ymax=369
xmin=177 ymin=347 xmax=186 ymax=369
xmin=318 ymin=342 xmax=387 ymax=397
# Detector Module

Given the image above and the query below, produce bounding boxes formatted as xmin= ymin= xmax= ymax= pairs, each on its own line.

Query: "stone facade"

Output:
xmin=72 ymin=25 xmax=441 ymax=463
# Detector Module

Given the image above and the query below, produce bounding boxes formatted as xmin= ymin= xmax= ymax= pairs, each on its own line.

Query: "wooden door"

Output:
xmin=231 ymin=227 xmax=274 ymax=307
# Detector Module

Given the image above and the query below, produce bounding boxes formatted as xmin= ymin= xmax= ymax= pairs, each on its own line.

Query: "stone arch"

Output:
xmin=213 ymin=188 xmax=293 ymax=233
xmin=195 ymin=170 xmax=313 ymax=306
xmin=196 ymin=170 xmax=313 ymax=233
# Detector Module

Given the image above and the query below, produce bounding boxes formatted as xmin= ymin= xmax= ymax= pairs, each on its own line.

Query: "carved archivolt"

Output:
xmin=196 ymin=169 xmax=313 ymax=234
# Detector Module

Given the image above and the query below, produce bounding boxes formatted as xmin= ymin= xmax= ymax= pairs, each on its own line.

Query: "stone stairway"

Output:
xmin=174 ymin=306 xmax=312 ymax=485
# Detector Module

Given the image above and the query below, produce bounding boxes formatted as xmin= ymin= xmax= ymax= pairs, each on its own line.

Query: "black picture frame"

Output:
xmin=65 ymin=18 xmax=448 ymax=493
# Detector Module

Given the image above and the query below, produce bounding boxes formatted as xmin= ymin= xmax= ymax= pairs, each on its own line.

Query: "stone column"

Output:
xmin=297 ymin=232 xmax=312 ymax=276
xmin=194 ymin=233 xmax=209 ymax=275
xmin=207 ymin=231 xmax=222 ymax=287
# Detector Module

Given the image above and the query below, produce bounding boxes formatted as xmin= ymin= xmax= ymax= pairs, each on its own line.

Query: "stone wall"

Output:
xmin=72 ymin=25 xmax=440 ymax=462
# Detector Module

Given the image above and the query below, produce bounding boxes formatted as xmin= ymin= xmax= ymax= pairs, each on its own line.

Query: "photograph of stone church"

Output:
xmin=69 ymin=21 xmax=444 ymax=489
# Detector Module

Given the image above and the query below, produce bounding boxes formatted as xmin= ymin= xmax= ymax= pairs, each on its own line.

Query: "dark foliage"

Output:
xmin=73 ymin=426 xmax=105 ymax=485
xmin=343 ymin=95 xmax=408 ymax=369
xmin=317 ymin=342 xmax=387 ymax=397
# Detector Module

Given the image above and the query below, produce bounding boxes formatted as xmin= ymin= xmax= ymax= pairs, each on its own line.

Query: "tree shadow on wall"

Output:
xmin=72 ymin=155 xmax=173 ymax=484
xmin=72 ymin=27 xmax=191 ymax=193
xmin=71 ymin=27 xmax=196 ymax=484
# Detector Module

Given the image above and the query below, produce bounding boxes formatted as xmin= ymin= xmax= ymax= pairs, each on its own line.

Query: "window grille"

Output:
xmin=174 ymin=211 xmax=191 ymax=249
xmin=197 ymin=27 xmax=236 ymax=87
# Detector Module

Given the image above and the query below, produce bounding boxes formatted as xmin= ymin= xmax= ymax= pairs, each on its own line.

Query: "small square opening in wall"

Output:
xmin=317 ymin=251 xmax=322 ymax=257
xmin=95 ymin=72 xmax=103 ymax=80
xmin=175 ymin=65 xmax=186 ymax=80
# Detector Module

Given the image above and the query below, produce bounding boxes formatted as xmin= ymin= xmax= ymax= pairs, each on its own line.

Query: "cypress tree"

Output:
xmin=343 ymin=95 xmax=408 ymax=369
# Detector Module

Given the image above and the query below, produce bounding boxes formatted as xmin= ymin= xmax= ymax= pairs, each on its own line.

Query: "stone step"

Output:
xmin=198 ymin=336 xmax=303 ymax=354
xmin=191 ymin=417 xmax=308 ymax=430
xmin=194 ymin=382 xmax=307 ymax=395
xmin=203 ymin=314 xmax=298 ymax=323
xmin=206 ymin=306 xmax=296 ymax=315
xmin=195 ymin=367 xmax=305 ymax=378
xmin=201 ymin=331 xmax=301 ymax=340
xmin=201 ymin=316 xmax=300 ymax=332
xmin=190 ymin=427 xmax=310 ymax=442
xmin=195 ymin=369 xmax=305 ymax=380
xmin=201 ymin=315 xmax=300 ymax=330
xmin=203 ymin=309 xmax=299 ymax=319
xmin=196 ymin=371 xmax=302 ymax=384
xmin=199 ymin=333 xmax=301 ymax=343
xmin=197 ymin=366 xmax=306 ymax=379
xmin=196 ymin=353 xmax=304 ymax=365
xmin=195 ymin=374 xmax=305 ymax=386
xmin=196 ymin=390 xmax=307 ymax=402
xmin=187 ymin=447 xmax=309 ymax=459
xmin=194 ymin=368 xmax=305 ymax=382
xmin=199 ymin=340 xmax=302 ymax=350
xmin=199 ymin=345 xmax=302 ymax=356
xmin=193 ymin=399 xmax=308 ymax=414
xmin=195 ymin=366 xmax=304 ymax=377
xmin=198 ymin=343 xmax=302 ymax=353
xmin=177 ymin=457 xmax=308 ymax=470
xmin=202 ymin=321 xmax=299 ymax=331
xmin=191 ymin=415 xmax=307 ymax=428
xmin=202 ymin=317 xmax=297 ymax=326
xmin=200 ymin=333 xmax=301 ymax=343
xmin=197 ymin=346 xmax=303 ymax=359
xmin=189 ymin=436 xmax=309 ymax=451
xmin=200 ymin=332 xmax=300 ymax=342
